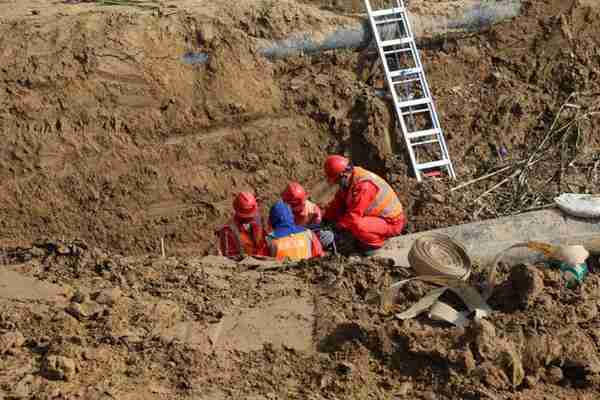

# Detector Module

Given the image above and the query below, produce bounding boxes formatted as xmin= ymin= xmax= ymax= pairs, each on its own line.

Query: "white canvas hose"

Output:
xmin=391 ymin=234 xmax=492 ymax=326
xmin=408 ymin=233 xmax=472 ymax=280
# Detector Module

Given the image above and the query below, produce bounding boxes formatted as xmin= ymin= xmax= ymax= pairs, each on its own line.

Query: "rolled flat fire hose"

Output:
xmin=392 ymin=234 xmax=492 ymax=326
xmin=408 ymin=233 xmax=472 ymax=280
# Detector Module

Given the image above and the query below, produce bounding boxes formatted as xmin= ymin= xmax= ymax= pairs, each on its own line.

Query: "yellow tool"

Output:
xmin=526 ymin=241 xmax=589 ymax=265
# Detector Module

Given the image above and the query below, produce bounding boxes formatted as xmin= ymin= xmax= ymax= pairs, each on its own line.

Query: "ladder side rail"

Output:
xmin=365 ymin=0 xmax=422 ymax=181
xmin=403 ymin=9 xmax=456 ymax=178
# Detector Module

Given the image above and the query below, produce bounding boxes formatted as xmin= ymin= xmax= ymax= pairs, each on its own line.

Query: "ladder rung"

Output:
xmin=407 ymin=128 xmax=440 ymax=140
xmin=380 ymin=37 xmax=412 ymax=47
xmin=390 ymin=67 xmax=422 ymax=78
xmin=412 ymin=139 xmax=439 ymax=146
xmin=393 ymin=78 xmax=421 ymax=86
xmin=416 ymin=160 xmax=450 ymax=171
xmin=371 ymin=7 xmax=405 ymax=18
xmin=397 ymin=97 xmax=431 ymax=108
xmin=367 ymin=1 xmax=455 ymax=181
xmin=384 ymin=48 xmax=412 ymax=55
xmin=401 ymin=109 xmax=429 ymax=116
xmin=376 ymin=17 xmax=405 ymax=25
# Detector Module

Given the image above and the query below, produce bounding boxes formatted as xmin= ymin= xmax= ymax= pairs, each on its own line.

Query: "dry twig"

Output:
xmin=468 ymin=93 xmax=600 ymax=215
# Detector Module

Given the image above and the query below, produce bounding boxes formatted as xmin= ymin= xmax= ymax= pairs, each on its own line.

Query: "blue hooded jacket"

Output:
xmin=268 ymin=200 xmax=307 ymax=239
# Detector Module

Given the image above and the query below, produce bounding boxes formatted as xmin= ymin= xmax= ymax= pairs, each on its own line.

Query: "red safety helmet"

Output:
xmin=282 ymin=182 xmax=307 ymax=211
xmin=233 ymin=192 xmax=258 ymax=219
xmin=324 ymin=155 xmax=350 ymax=184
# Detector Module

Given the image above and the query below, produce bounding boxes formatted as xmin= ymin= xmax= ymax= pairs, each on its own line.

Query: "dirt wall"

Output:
xmin=0 ymin=0 xmax=356 ymax=255
xmin=1 ymin=0 xmax=600 ymax=257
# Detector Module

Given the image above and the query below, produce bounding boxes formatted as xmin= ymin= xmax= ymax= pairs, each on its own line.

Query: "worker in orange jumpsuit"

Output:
xmin=281 ymin=182 xmax=322 ymax=226
xmin=266 ymin=200 xmax=324 ymax=261
xmin=322 ymin=155 xmax=406 ymax=253
xmin=215 ymin=192 xmax=269 ymax=259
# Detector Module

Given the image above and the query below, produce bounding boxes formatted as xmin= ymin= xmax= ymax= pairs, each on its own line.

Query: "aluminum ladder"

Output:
xmin=363 ymin=0 xmax=456 ymax=181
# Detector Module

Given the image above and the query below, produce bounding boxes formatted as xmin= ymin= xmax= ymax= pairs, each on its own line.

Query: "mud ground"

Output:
xmin=1 ymin=240 xmax=599 ymax=399
xmin=1 ymin=0 xmax=600 ymax=398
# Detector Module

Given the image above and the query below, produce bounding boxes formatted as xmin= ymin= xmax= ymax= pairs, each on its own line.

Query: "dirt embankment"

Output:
xmin=1 ymin=0 xmax=600 ymax=257
xmin=1 ymin=1 xmax=600 ymax=398
xmin=0 ymin=0 xmax=357 ymax=255
xmin=1 ymin=241 xmax=599 ymax=399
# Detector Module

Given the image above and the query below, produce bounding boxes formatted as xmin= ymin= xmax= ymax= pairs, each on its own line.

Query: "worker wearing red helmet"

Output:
xmin=215 ymin=192 xmax=269 ymax=258
xmin=281 ymin=182 xmax=322 ymax=226
xmin=322 ymin=155 xmax=406 ymax=252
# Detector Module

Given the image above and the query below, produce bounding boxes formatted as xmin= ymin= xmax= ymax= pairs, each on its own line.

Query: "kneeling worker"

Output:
xmin=281 ymin=182 xmax=322 ymax=226
xmin=322 ymin=155 xmax=406 ymax=254
xmin=281 ymin=182 xmax=336 ymax=252
xmin=216 ymin=192 xmax=268 ymax=258
xmin=266 ymin=200 xmax=324 ymax=261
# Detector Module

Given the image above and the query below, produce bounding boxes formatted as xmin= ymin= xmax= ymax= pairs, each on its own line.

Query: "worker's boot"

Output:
xmin=332 ymin=229 xmax=359 ymax=256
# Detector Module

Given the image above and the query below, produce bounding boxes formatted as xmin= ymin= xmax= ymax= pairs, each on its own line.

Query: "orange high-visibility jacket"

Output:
xmin=267 ymin=230 xmax=323 ymax=261
xmin=217 ymin=216 xmax=268 ymax=258
xmin=351 ymin=167 xmax=403 ymax=219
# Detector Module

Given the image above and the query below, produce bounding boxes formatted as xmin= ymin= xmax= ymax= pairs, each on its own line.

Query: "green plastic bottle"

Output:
xmin=527 ymin=241 xmax=589 ymax=288
xmin=558 ymin=261 xmax=588 ymax=288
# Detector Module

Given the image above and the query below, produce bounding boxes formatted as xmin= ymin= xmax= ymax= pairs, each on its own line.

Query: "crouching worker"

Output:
xmin=215 ymin=192 xmax=268 ymax=259
xmin=281 ymin=182 xmax=322 ymax=226
xmin=281 ymin=182 xmax=336 ymax=252
xmin=322 ymin=155 xmax=406 ymax=254
xmin=266 ymin=200 xmax=324 ymax=261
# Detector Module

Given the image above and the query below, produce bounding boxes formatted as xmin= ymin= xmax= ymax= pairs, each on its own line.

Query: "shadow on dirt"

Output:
xmin=349 ymin=96 xmax=388 ymax=177
xmin=317 ymin=322 xmax=367 ymax=353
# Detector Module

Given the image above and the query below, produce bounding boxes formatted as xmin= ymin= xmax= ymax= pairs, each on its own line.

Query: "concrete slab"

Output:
xmin=382 ymin=208 xmax=600 ymax=267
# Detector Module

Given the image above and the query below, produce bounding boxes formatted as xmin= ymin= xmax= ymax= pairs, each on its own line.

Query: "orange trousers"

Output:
xmin=345 ymin=214 xmax=406 ymax=248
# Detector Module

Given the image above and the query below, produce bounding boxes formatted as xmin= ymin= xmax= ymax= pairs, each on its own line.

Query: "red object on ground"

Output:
xmin=423 ymin=170 xmax=442 ymax=177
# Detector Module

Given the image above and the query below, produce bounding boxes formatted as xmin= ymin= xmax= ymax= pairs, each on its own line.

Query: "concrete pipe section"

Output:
xmin=380 ymin=208 xmax=600 ymax=268
xmin=258 ymin=0 xmax=522 ymax=59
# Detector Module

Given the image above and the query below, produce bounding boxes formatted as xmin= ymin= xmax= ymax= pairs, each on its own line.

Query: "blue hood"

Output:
xmin=269 ymin=200 xmax=307 ymax=239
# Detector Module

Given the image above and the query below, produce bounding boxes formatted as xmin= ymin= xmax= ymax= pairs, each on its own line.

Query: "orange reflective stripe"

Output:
xmin=367 ymin=188 xmax=396 ymax=216
xmin=227 ymin=222 xmax=244 ymax=256
xmin=353 ymin=167 xmax=403 ymax=219
xmin=269 ymin=231 xmax=313 ymax=261
xmin=381 ymin=200 xmax=403 ymax=218
xmin=227 ymin=216 xmax=264 ymax=256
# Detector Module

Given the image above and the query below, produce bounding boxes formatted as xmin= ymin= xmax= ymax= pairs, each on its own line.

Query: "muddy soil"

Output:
xmin=0 ymin=0 xmax=597 ymax=257
xmin=1 ymin=240 xmax=599 ymax=399
xmin=1 ymin=1 xmax=600 ymax=396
